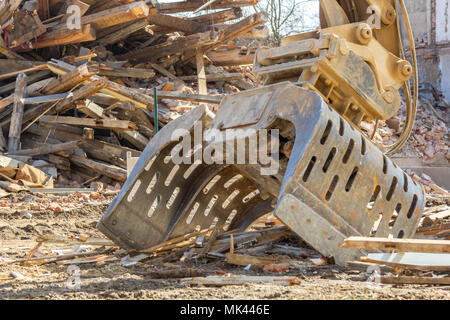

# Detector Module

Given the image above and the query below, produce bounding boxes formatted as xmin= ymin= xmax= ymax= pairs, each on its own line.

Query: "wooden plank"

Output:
xmin=0 ymin=71 xmax=51 ymax=95
xmin=178 ymin=73 xmax=244 ymax=82
xmin=361 ymin=252 xmax=450 ymax=272
xmin=36 ymin=234 xmax=115 ymax=246
xmin=144 ymin=89 xmax=222 ymax=104
xmin=76 ymin=99 xmax=105 ymax=118
xmin=225 ymin=253 xmax=280 ymax=266
xmin=8 ymin=140 xmax=86 ymax=157
xmin=18 ymin=24 xmax=96 ymax=51
xmin=80 ymin=1 xmax=149 ymax=29
xmin=140 ymin=225 xmax=222 ymax=253
xmin=194 ymin=0 xmax=221 ymax=13
xmin=87 ymin=0 xmax=146 ymax=15
xmin=416 ymin=223 xmax=450 ymax=236
xmin=159 ymin=0 xmax=258 ymax=14
xmin=97 ymin=19 xmax=148 ymax=45
xmin=28 ymin=124 xmax=140 ymax=167
xmin=7 ymin=11 xmax=47 ymax=48
xmin=181 ymin=275 xmax=301 ymax=286
xmin=0 ymin=0 xmax=22 ymax=26
xmin=7 ymin=73 xmax=26 ymax=153
xmin=36 ymin=0 xmax=50 ymax=20
xmin=98 ymin=65 xmax=155 ymax=78
xmin=206 ymin=48 xmax=255 ymax=66
xmin=196 ymin=49 xmax=207 ymax=96
xmin=119 ymin=31 xmax=217 ymax=63
xmin=60 ymin=0 xmax=90 ymax=24
xmin=341 ymin=236 xmax=450 ymax=254
xmin=0 ymin=95 xmax=14 ymax=112
xmin=180 ymin=12 xmax=266 ymax=64
xmin=346 ymin=261 xmax=395 ymax=273
xmin=0 ymin=59 xmax=44 ymax=72
xmin=0 ymin=45 xmax=25 ymax=60
xmin=70 ymin=155 xmax=127 ymax=181
xmin=101 ymin=81 xmax=152 ymax=109
xmin=149 ymin=63 xmax=184 ymax=84
xmin=54 ymin=77 xmax=107 ymax=113
xmin=22 ymin=93 xmax=70 ymax=104
xmin=0 ymin=64 xmax=48 ymax=81
xmin=77 ymin=100 xmax=149 ymax=150
xmin=39 ymin=115 xmax=138 ymax=131
xmin=43 ymin=62 xmax=100 ymax=94
xmin=379 ymin=276 xmax=450 ymax=285
xmin=147 ymin=13 xmax=207 ymax=35
xmin=190 ymin=8 xmax=243 ymax=25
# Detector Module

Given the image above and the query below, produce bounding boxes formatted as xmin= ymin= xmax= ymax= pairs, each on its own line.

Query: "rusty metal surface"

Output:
xmin=98 ymin=83 xmax=424 ymax=265
xmin=273 ymin=86 xmax=425 ymax=265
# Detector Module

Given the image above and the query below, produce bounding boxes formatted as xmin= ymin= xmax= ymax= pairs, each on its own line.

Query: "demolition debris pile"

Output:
xmin=0 ymin=0 xmax=263 ymax=190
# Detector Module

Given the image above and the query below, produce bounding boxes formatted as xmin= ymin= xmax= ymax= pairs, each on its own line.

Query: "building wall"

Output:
xmin=404 ymin=0 xmax=432 ymax=46
xmin=435 ymin=0 xmax=450 ymax=43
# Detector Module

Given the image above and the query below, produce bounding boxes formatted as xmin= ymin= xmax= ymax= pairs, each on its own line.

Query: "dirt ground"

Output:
xmin=0 ymin=191 xmax=449 ymax=300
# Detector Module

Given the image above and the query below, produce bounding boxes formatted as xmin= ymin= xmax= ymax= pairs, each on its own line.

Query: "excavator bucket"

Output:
xmin=97 ymin=82 xmax=425 ymax=266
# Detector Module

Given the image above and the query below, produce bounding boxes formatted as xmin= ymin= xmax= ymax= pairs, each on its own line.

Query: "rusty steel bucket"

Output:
xmin=97 ymin=82 xmax=424 ymax=266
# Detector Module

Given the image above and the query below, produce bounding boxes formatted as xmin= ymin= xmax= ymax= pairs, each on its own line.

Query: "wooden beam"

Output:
xmin=178 ymin=73 xmax=244 ymax=82
xmin=147 ymin=13 xmax=207 ymax=35
xmin=361 ymin=252 xmax=450 ymax=272
xmin=0 ymin=0 xmax=22 ymax=26
xmin=7 ymin=73 xmax=26 ymax=153
xmin=27 ymin=124 xmax=140 ymax=167
xmin=54 ymin=77 xmax=107 ymax=113
xmin=77 ymin=100 xmax=149 ymax=150
xmin=206 ymin=47 xmax=255 ymax=66
xmin=97 ymin=19 xmax=148 ymax=45
xmin=119 ymin=31 xmax=217 ymax=63
xmin=190 ymin=8 xmax=242 ymax=25
xmin=225 ymin=253 xmax=280 ymax=266
xmin=18 ymin=24 xmax=97 ymax=51
xmin=181 ymin=275 xmax=301 ymax=286
xmin=0 ymin=60 xmax=43 ymax=72
xmin=144 ymin=90 xmax=222 ymax=104
xmin=0 ymin=95 xmax=14 ymax=112
xmin=379 ymin=276 xmax=450 ymax=285
xmin=0 ymin=71 xmax=51 ymax=95
xmin=98 ymin=65 xmax=155 ymax=78
xmin=7 ymin=11 xmax=47 ymax=48
xmin=79 ymin=1 xmax=149 ymax=29
xmin=341 ymin=237 xmax=450 ymax=254
xmin=60 ymin=0 xmax=90 ymax=24
xmin=43 ymin=62 xmax=100 ymax=94
xmin=87 ymin=0 xmax=133 ymax=13
xmin=149 ymin=63 xmax=184 ymax=85
xmin=39 ymin=115 xmax=138 ymax=131
xmin=180 ymin=12 xmax=266 ymax=64
xmin=196 ymin=49 xmax=207 ymax=96
xmin=36 ymin=0 xmax=50 ymax=20
xmin=0 ymin=64 xmax=48 ymax=82
xmin=22 ymin=93 xmax=70 ymax=105
xmin=103 ymin=79 xmax=154 ymax=109
xmin=0 ymin=45 xmax=25 ymax=60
